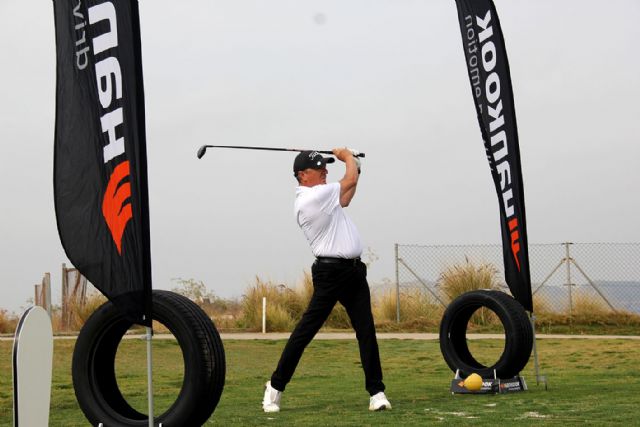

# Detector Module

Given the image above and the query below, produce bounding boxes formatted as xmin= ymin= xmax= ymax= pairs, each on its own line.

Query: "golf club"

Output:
xmin=196 ymin=145 xmax=365 ymax=159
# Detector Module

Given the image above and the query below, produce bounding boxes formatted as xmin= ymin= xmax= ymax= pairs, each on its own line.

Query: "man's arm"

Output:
xmin=333 ymin=147 xmax=359 ymax=207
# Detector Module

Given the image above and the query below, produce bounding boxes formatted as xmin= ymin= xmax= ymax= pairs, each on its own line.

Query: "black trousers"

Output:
xmin=270 ymin=260 xmax=385 ymax=396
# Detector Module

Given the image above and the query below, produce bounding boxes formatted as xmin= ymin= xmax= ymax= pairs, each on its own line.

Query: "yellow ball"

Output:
xmin=464 ymin=373 xmax=483 ymax=391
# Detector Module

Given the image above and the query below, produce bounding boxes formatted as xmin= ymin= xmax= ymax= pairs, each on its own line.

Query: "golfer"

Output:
xmin=262 ymin=148 xmax=391 ymax=412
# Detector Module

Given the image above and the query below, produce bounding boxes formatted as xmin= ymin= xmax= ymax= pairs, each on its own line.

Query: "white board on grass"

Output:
xmin=12 ymin=305 xmax=53 ymax=427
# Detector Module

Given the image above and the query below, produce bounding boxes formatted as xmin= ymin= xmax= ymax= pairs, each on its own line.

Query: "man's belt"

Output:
xmin=315 ymin=256 xmax=362 ymax=266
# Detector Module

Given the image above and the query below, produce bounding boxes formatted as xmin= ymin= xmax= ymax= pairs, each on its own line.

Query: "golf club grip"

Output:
xmin=315 ymin=150 xmax=365 ymax=158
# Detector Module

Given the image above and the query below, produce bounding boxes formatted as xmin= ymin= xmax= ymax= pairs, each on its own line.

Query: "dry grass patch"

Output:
xmin=373 ymin=288 xmax=443 ymax=331
xmin=0 ymin=309 xmax=18 ymax=334
xmin=437 ymin=259 xmax=505 ymax=327
xmin=238 ymin=273 xmax=362 ymax=331
xmin=533 ymin=292 xmax=640 ymax=334
xmin=238 ymin=276 xmax=306 ymax=331
xmin=65 ymin=293 xmax=107 ymax=331
xmin=437 ymin=259 xmax=504 ymax=300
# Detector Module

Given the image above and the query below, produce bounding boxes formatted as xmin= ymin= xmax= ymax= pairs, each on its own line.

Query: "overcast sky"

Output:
xmin=1 ymin=0 xmax=639 ymax=313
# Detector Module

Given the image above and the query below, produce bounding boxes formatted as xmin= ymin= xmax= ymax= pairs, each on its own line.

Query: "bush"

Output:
xmin=438 ymin=258 xmax=504 ymax=300
xmin=373 ymin=288 xmax=398 ymax=323
xmin=325 ymin=304 xmax=352 ymax=329
xmin=532 ymin=292 xmax=640 ymax=334
xmin=372 ymin=288 xmax=444 ymax=331
xmin=0 ymin=309 xmax=18 ymax=334
xmin=438 ymin=259 xmax=506 ymax=327
xmin=51 ymin=293 xmax=108 ymax=333
xmin=171 ymin=278 xmax=242 ymax=329
xmin=174 ymin=269 xmax=640 ymax=335
xmin=68 ymin=293 xmax=107 ymax=331
xmin=237 ymin=277 xmax=304 ymax=331
xmin=237 ymin=273 xmax=362 ymax=331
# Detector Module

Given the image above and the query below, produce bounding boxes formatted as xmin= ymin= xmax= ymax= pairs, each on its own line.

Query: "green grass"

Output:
xmin=2 ymin=337 xmax=640 ymax=425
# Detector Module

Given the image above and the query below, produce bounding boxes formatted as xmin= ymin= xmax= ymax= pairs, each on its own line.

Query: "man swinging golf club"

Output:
xmin=262 ymin=148 xmax=391 ymax=412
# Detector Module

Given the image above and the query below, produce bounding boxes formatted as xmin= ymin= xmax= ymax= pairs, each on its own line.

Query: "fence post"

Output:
xmin=262 ymin=297 xmax=266 ymax=334
xmin=62 ymin=263 xmax=68 ymax=330
xmin=43 ymin=273 xmax=52 ymax=318
xmin=34 ymin=284 xmax=41 ymax=306
xmin=395 ymin=243 xmax=400 ymax=324
xmin=564 ymin=242 xmax=573 ymax=316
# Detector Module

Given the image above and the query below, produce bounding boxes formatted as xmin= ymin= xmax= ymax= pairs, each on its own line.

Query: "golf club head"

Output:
xmin=196 ymin=145 xmax=207 ymax=159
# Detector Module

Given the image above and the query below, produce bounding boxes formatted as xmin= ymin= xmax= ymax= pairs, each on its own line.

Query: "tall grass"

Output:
xmin=64 ymin=293 xmax=107 ymax=331
xmin=46 ymin=293 xmax=108 ymax=333
xmin=237 ymin=273 xmax=355 ymax=331
xmin=176 ymin=267 xmax=640 ymax=334
xmin=0 ymin=294 xmax=108 ymax=335
xmin=533 ymin=292 xmax=640 ymax=334
xmin=5 ymin=265 xmax=639 ymax=336
xmin=437 ymin=258 xmax=504 ymax=300
xmin=437 ymin=259 xmax=505 ymax=327
xmin=373 ymin=288 xmax=443 ymax=331
xmin=0 ymin=309 xmax=18 ymax=334
xmin=171 ymin=278 xmax=242 ymax=330
xmin=238 ymin=277 xmax=303 ymax=331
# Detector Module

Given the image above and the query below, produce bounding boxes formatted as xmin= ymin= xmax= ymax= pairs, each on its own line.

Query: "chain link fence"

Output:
xmin=394 ymin=242 xmax=640 ymax=322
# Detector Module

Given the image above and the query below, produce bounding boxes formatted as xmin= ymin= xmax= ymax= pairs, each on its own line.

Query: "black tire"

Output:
xmin=72 ymin=290 xmax=225 ymax=426
xmin=439 ymin=290 xmax=533 ymax=378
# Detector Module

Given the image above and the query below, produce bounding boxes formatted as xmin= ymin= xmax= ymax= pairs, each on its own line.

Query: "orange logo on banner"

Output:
xmin=102 ymin=161 xmax=133 ymax=254
xmin=508 ymin=218 xmax=521 ymax=271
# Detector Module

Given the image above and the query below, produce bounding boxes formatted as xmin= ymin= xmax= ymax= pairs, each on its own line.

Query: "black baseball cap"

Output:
xmin=293 ymin=151 xmax=335 ymax=175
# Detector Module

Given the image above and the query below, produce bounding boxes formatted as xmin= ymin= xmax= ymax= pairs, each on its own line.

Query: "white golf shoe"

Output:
xmin=369 ymin=391 xmax=392 ymax=411
xmin=262 ymin=381 xmax=282 ymax=413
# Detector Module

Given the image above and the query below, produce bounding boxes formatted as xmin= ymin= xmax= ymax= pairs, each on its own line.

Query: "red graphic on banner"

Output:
xmin=102 ymin=161 xmax=132 ymax=254
xmin=508 ymin=218 xmax=521 ymax=271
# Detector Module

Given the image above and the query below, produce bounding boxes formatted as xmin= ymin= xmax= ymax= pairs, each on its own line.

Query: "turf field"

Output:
xmin=1 ymin=337 xmax=639 ymax=425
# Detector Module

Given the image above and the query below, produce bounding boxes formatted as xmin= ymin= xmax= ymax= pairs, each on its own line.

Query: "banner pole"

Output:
xmin=146 ymin=326 xmax=154 ymax=427
xmin=529 ymin=312 xmax=546 ymax=389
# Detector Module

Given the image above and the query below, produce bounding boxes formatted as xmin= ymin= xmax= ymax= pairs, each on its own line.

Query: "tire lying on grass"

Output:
xmin=439 ymin=289 xmax=533 ymax=379
xmin=72 ymin=290 xmax=225 ymax=426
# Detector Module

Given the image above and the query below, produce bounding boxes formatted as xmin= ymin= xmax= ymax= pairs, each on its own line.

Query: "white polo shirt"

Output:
xmin=294 ymin=182 xmax=363 ymax=258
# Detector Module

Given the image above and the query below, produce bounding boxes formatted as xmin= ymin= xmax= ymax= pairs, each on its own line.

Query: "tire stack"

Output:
xmin=72 ymin=290 xmax=225 ymax=426
xmin=439 ymin=290 xmax=533 ymax=378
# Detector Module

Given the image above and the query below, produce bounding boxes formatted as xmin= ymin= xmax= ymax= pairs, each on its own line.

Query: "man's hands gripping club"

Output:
xmin=333 ymin=147 xmax=362 ymax=207
xmin=333 ymin=147 xmax=362 ymax=172
xmin=347 ymin=148 xmax=362 ymax=171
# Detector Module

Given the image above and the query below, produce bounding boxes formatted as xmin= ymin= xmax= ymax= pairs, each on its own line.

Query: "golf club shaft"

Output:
xmin=196 ymin=144 xmax=365 ymax=159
